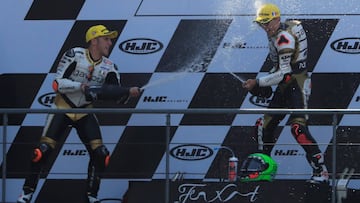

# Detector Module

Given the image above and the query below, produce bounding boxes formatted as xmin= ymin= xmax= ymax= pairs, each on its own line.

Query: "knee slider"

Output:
xmin=93 ymin=145 xmax=110 ymax=168
xmin=291 ymin=123 xmax=305 ymax=137
xmin=32 ymin=143 xmax=52 ymax=163
xmin=291 ymin=123 xmax=312 ymax=145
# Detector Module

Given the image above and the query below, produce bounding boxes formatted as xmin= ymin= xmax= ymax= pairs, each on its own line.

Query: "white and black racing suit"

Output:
xmin=254 ymin=21 xmax=328 ymax=179
xmin=21 ymin=47 xmax=130 ymax=199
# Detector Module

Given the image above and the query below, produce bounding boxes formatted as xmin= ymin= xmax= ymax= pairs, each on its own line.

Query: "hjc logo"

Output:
xmin=175 ymin=148 xmax=207 ymax=157
xmin=170 ymin=144 xmax=213 ymax=161
xmin=274 ymin=149 xmax=299 ymax=156
xmin=330 ymin=38 xmax=360 ymax=54
xmin=249 ymin=95 xmax=271 ymax=107
xmin=119 ymin=38 xmax=163 ymax=54
xmin=38 ymin=92 xmax=56 ymax=107
xmin=63 ymin=149 xmax=87 ymax=156
xmin=143 ymin=96 xmax=167 ymax=102
xmin=223 ymin=42 xmax=246 ymax=49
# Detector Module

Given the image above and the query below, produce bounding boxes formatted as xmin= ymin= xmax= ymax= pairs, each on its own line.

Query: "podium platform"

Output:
xmin=126 ymin=179 xmax=332 ymax=203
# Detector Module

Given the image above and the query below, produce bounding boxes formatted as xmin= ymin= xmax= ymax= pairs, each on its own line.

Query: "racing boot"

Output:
xmin=88 ymin=195 xmax=100 ymax=203
xmin=309 ymin=153 xmax=329 ymax=183
xmin=17 ymin=190 xmax=33 ymax=203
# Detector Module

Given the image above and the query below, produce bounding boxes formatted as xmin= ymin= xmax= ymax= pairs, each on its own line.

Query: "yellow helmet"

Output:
xmin=85 ymin=25 xmax=118 ymax=43
xmin=255 ymin=3 xmax=280 ymax=24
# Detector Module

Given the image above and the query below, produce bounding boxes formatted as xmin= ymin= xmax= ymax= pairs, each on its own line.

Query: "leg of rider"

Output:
xmin=258 ymin=113 xmax=285 ymax=155
xmin=288 ymin=76 xmax=328 ymax=181
xmin=290 ymin=117 xmax=328 ymax=179
xmin=18 ymin=140 xmax=55 ymax=203
xmin=257 ymin=86 xmax=286 ymax=155
xmin=19 ymin=113 xmax=70 ymax=202
xmin=87 ymin=143 xmax=110 ymax=197
xmin=290 ymin=118 xmax=319 ymax=152
xmin=76 ymin=114 xmax=110 ymax=199
xmin=23 ymin=139 xmax=55 ymax=192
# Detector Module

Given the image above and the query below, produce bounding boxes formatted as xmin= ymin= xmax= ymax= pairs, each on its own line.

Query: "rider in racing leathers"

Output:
xmin=17 ymin=25 xmax=141 ymax=203
xmin=242 ymin=4 xmax=329 ymax=183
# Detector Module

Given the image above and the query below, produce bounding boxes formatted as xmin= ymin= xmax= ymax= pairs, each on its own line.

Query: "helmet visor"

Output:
xmin=240 ymin=157 xmax=268 ymax=173
xmin=255 ymin=17 xmax=273 ymax=24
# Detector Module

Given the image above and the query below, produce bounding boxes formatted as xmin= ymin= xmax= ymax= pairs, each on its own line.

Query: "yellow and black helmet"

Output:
xmin=254 ymin=3 xmax=280 ymax=24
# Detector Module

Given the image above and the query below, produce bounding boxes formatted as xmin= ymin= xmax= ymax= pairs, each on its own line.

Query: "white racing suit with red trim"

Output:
xmin=254 ymin=21 xmax=328 ymax=182
xmin=19 ymin=47 xmax=130 ymax=201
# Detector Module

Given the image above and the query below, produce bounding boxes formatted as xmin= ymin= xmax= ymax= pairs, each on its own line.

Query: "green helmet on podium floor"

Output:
xmin=239 ymin=153 xmax=277 ymax=182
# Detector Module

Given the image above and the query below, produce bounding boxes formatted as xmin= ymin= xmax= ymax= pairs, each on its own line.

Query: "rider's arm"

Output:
xmin=52 ymin=49 xmax=82 ymax=93
xmin=257 ymin=32 xmax=295 ymax=87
